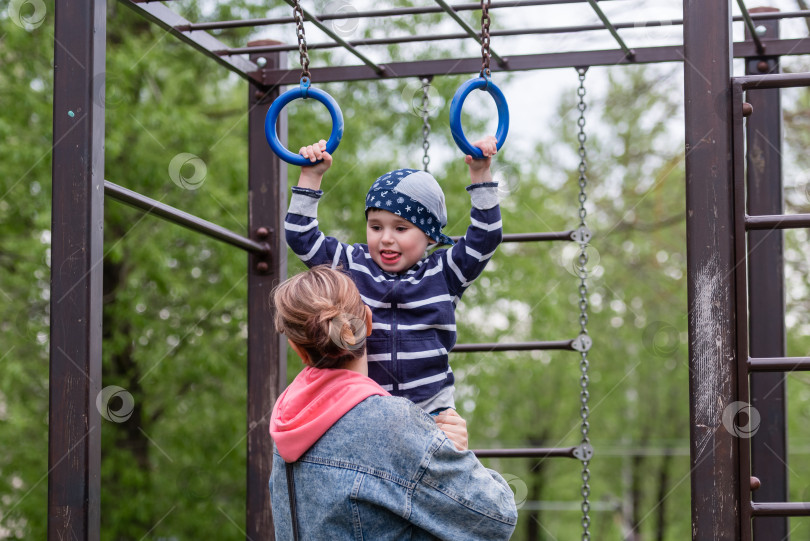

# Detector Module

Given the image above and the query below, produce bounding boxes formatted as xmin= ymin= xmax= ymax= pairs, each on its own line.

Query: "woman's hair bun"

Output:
xmin=273 ymin=265 xmax=368 ymax=369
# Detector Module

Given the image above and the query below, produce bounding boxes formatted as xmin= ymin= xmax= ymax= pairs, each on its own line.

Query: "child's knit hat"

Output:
xmin=365 ymin=169 xmax=455 ymax=246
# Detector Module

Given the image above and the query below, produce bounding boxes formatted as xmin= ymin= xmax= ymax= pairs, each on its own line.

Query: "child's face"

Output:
xmin=366 ymin=210 xmax=432 ymax=273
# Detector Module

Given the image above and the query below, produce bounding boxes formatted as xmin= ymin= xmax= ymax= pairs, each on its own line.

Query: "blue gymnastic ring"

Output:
xmin=265 ymin=79 xmax=344 ymax=166
xmin=449 ymin=75 xmax=509 ymax=159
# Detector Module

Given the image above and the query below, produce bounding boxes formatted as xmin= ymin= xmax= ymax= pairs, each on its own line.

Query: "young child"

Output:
xmin=284 ymin=136 xmax=501 ymax=415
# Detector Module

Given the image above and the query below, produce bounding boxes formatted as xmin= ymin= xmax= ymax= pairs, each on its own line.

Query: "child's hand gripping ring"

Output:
xmin=265 ymin=77 xmax=345 ymax=166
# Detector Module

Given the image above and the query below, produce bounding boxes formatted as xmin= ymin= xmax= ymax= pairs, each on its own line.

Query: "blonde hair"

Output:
xmin=273 ymin=265 xmax=368 ymax=369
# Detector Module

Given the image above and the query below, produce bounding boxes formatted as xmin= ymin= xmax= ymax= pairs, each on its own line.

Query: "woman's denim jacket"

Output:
xmin=270 ymin=396 xmax=518 ymax=540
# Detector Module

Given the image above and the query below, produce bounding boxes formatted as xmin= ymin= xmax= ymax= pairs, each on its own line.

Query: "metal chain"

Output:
xmin=420 ymin=77 xmax=432 ymax=172
xmin=292 ymin=0 xmax=311 ymax=81
xmin=480 ymin=0 xmax=491 ymax=77
xmin=575 ymin=66 xmax=592 ymax=541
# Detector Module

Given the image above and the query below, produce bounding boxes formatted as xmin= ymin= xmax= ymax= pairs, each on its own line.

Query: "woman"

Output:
xmin=269 ymin=265 xmax=517 ymax=540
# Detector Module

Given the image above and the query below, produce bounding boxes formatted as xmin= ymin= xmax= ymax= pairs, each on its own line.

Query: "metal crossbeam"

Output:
xmin=258 ymin=40 xmax=810 ymax=84
xmin=433 ymin=0 xmax=507 ymax=67
xmin=585 ymin=0 xmax=634 ymax=58
xmin=280 ymin=0 xmax=385 ymax=76
xmin=120 ymin=0 xmax=259 ymax=82
xmin=178 ymin=0 xmax=617 ymax=32
xmin=736 ymin=0 xmax=765 ymax=54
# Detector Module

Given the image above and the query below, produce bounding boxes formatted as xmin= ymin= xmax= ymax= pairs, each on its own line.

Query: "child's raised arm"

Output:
xmin=465 ymin=135 xmax=498 ymax=184
xmin=297 ymin=139 xmax=332 ymax=191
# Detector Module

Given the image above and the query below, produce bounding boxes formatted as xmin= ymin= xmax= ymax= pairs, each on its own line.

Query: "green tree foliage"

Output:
xmin=1 ymin=1 xmax=809 ymax=539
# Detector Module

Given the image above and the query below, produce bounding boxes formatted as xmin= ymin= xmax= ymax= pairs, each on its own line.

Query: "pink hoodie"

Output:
xmin=270 ymin=366 xmax=390 ymax=462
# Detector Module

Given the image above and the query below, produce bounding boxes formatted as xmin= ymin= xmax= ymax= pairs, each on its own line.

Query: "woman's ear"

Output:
xmin=287 ymin=339 xmax=311 ymax=365
xmin=364 ymin=305 xmax=373 ymax=337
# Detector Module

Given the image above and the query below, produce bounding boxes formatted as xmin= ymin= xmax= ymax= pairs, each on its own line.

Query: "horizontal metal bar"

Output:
xmin=119 ymin=0 xmax=259 ymax=83
xmin=747 ymin=9 xmax=810 ymax=22
xmin=745 ymin=213 xmax=810 ymax=230
xmin=503 ymin=231 xmax=575 ymax=242
xmin=434 ymin=0 xmax=506 ymax=67
xmin=281 ymin=0 xmax=385 ymax=76
xmin=181 ymin=8 xmax=810 ymax=36
xmin=104 ymin=181 xmax=269 ymax=255
xmin=450 ymin=231 xmax=574 ymax=243
xmin=260 ymin=39 xmax=810 ymax=84
xmin=751 ymin=502 xmax=810 ymax=517
xmin=199 ymin=16 xmax=810 ymax=58
xmin=738 ymin=72 xmax=810 ymax=90
xmin=178 ymin=0 xmax=618 ymax=32
xmin=748 ymin=357 xmax=810 ymax=372
xmin=473 ymin=447 xmax=578 ymax=458
xmin=452 ymin=340 xmax=575 ymax=352
xmin=220 ymin=19 xmax=667 ymax=55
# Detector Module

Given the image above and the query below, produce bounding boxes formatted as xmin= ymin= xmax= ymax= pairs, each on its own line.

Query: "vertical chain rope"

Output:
xmin=420 ymin=77 xmax=432 ymax=172
xmin=575 ymin=67 xmax=592 ymax=541
xmin=292 ymin=1 xmax=311 ymax=81
xmin=480 ymin=0 xmax=491 ymax=77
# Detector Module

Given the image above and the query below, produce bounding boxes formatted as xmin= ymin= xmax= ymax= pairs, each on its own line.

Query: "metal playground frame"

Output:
xmin=48 ymin=0 xmax=810 ymax=539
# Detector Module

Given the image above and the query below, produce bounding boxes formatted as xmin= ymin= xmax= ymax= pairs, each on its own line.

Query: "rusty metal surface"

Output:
xmin=683 ymin=0 xmax=740 ymax=539
xmin=246 ymin=45 xmax=288 ymax=539
xmin=48 ymin=0 xmax=106 ymax=539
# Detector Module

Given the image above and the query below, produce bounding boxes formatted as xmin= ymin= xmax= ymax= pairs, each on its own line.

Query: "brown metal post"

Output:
xmin=745 ymin=8 xmax=789 ymax=540
xmin=683 ymin=1 xmax=740 ymax=539
xmin=48 ymin=0 xmax=106 ymax=539
xmin=246 ymin=42 xmax=287 ymax=539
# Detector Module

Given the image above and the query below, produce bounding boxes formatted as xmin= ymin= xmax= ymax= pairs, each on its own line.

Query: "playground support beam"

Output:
xmin=246 ymin=43 xmax=287 ymax=538
xmin=257 ymin=39 xmax=810 ymax=85
xmin=744 ymin=9 xmax=788 ymax=541
xmin=48 ymin=0 xmax=106 ymax=539
xmin=683 ymin=1 xmax=740 ymax=540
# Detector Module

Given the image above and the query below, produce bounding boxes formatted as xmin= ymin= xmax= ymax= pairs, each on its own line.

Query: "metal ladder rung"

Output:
xmin=750 ymin=502 xmax=810 ymax=517
xmin=452 ymin=339 xmax=575 ymax=353
xmin=745 ymin=213 xmax=810 ymax=230
xmin=747 ymin=357 xmax=810 ymax=372
xmin=451 ymin=231 xmax=577 ymax=243
xmin=502 ymin=231 xmax=575 ymax=242
xmin=473 ymin=447 xmax=577 ymax=459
